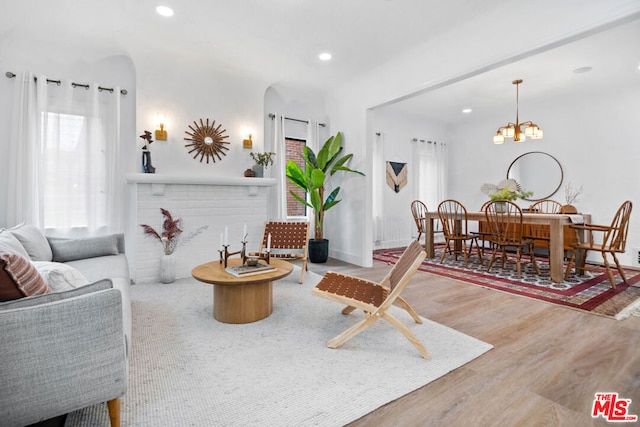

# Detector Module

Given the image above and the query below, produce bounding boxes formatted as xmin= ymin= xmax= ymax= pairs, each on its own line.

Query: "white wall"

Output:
xmin=371 ymin=109 xmax=449 ymax=249
xmin=132 ymin=50 xmax=269 ymax=178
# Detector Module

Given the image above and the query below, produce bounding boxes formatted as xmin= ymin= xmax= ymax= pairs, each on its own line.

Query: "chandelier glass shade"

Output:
xmin=493 ymin=79 xmax=543 ymax=144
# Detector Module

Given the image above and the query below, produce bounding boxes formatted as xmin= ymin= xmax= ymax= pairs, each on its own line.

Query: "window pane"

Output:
xmin=42 ymin=112 xmax=107 ymax=229
xmin=285 ymin=138 xmax=307 ymax=218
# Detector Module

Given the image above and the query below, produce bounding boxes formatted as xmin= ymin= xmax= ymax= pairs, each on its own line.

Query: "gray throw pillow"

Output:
xmin=9 ymin=224 xmax=53 ymax=261
xmin=49 ymin=235 xmax=120 ymax=262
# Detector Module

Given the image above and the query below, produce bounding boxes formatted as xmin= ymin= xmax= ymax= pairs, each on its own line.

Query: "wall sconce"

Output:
xmin=155 ymin=113 xmax=167 ymax=141
xmin=243 ymin=134 xmax=253 ymax=149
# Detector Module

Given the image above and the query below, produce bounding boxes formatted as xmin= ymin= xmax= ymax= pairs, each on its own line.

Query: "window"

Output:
xmin=285 ymin=137 xmax=307 ymax=218
xmin=41 ymin=112 xmax=108 ymax=229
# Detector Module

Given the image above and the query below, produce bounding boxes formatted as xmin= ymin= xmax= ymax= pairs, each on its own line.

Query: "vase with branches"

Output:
xmin=140 ymin=209 xmax=208 ymax=283
xmin=140 ymin=208 xmax=208 ymax=255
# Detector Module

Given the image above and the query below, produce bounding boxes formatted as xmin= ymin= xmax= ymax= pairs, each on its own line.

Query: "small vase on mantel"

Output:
xmin=252 ymin=164 xmax=264 ymax=178
xmin=159 ymin=253 xmax=176 ymax=283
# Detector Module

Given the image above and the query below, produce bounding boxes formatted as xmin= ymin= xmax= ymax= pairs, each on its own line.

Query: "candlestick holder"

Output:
xmin=221 ymin=241 xmax=249 ymax=268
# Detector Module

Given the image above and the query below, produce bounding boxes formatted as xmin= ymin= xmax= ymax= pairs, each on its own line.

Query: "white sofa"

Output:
xmin=0 ymin=224 xmax=131 ymax=427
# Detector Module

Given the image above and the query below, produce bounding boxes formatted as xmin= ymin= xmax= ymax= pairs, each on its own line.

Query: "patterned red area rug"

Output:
xmin=373 ymin=246 xmax=640 ymax=319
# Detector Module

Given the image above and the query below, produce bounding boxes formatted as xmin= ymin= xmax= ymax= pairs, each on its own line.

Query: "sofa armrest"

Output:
xmin=0 ymin=283 xmax=127 ymax=426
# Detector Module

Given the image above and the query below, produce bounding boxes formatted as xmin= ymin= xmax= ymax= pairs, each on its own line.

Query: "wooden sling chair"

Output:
xmin=256 ymin=221 xmax=309 ymax=283
xmin=311 ymin=239 xmax=430 ymax=359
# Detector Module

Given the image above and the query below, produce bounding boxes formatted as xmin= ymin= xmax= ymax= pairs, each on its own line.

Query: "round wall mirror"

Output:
xmin=506 ymin=151 xmax=563 ymax=201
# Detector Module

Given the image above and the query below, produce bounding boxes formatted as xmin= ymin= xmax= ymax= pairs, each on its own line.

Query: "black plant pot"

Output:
xmin=308 ymin=239 xmax=329 ymax=263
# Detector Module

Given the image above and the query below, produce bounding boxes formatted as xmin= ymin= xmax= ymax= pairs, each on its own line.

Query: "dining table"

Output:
xmin=422 ymin=211 xmax=590 ymax=283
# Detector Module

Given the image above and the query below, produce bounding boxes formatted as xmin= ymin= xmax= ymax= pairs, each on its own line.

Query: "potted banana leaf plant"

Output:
xmin=286 ymin=132 xmax=365 ymax=263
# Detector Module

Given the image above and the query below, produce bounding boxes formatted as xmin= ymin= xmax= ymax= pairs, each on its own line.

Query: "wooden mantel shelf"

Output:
xmin=125 ymin=173 xmax=275 ymax=196
xmin=125 ymin=173 xmax=276 ymax=187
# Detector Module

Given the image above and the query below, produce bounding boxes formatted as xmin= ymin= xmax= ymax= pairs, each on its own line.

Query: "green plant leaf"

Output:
xmin=310 ymin=168 xmax=326 ymax=189
xmin=289 ymin=191 xmax=311 ymax=208
xmin=285 ymin=160 xmax=308 ymax=191
xmin=303 ymin=146 xmax=318 ymax=168
xmin=310 ymin=189 xmax=323 ymax=212
xmin=323 ymin=187 xmax=341 ymax=211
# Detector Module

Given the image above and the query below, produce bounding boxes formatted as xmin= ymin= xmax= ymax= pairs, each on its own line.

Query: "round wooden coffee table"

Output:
xmin=191 ymin=258 xmax=293 ymax=324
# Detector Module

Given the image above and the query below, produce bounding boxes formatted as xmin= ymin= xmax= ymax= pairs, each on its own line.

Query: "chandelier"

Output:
xmin=493 ymin=79 xmax=543 ymax=144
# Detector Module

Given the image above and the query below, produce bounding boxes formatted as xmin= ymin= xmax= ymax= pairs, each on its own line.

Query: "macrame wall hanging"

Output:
xmin=386 ymin=161 xmax=407 ymax=193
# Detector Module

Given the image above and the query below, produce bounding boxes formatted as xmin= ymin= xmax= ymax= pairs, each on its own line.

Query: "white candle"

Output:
xmin=267 ymin=232 xmax=271 ymax=252
xmin=224 ymin=226 xmax=228 ymax=246
xmin=219 ymin=233 xmax=223 ymax=250
xmin=243 ymin=224 xmax=247 ymax=241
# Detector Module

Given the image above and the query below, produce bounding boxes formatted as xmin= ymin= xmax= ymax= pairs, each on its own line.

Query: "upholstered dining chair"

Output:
xmin=525 ymin=199 xmax=563 ymax=253
xmin=564 ymin=200 xmax=632 ymax=288
xmin=254 ymin=221 xmax=309 ymax=283
xmin=485 ymin=200 xmax=539 ymax=278
xmin=410 ymin=200 xmax=428 ymax=245
xmin=437 ymin=199 xmax=483 ymax=267
xmin=312 ymin=239 xmax=430 ymax=359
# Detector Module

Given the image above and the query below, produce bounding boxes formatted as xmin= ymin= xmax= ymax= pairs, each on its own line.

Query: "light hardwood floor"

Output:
xmin=307 ymin=257 xmax=640 ymax=427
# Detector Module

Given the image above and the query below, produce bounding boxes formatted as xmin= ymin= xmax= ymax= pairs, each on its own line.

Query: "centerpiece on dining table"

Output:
xmin=481 ymin=178 xmax=533 ymax=202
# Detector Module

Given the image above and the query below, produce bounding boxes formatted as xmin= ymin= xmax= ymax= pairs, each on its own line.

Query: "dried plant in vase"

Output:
xmin=564 ymin=181 xmax=583 ymax=205
xmin=140 ymin=208 xmax=208 ymax=255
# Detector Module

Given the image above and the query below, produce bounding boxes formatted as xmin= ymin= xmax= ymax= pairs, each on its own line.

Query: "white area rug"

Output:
xmin=66 ymin=268 xmax=492 ymax=426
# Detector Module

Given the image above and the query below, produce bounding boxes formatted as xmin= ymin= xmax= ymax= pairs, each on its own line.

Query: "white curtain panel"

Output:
xmin=7 ymin=72 xmax=122 ymax=235
xmin=412 ymin=140 xmax=448 ymax=213
xmin=305 ymin=120 xmax=320 ymax=231
xmin=270 ymin=113 xmax=287 ymax=220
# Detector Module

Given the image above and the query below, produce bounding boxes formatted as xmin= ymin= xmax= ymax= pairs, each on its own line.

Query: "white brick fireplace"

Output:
xmin=126 ymin=174 xmax=276 ymax=283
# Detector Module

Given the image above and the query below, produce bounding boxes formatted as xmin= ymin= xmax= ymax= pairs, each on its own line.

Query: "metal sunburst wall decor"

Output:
xmin=184 ymin=118 xmax=230 ymax=163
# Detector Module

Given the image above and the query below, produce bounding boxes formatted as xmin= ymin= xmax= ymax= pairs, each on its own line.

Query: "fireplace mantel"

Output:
xmin=125 ymin=173 xmax=276 ymax=196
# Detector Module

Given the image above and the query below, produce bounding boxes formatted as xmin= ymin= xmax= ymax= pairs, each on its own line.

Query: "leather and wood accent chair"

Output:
xmin=312 ymin=239 xmax=430 ymax=359
xmin=255 ymin=221 xmax=309 ymax=283
xmin=564 ymin=200 xmax=632 ymax=288
xmin=485 ymin=200 xmax=539 ymax=278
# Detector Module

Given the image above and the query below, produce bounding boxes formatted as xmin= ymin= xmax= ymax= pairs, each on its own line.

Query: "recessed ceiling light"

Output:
xmin=462 ymin=108 xmax=472 ymax=114
xmin=156 ymin=6 xmax=174 ymax=17
xmin=573 ymin=66 xmax=592 ymax=74
xmin=318 ymin=52 xmax=332 ymax=61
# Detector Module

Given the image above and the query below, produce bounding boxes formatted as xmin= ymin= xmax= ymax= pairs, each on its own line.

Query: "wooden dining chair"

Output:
xmin=560 ymin=204 xmax=579 ymax=258
xmin=564 ymin=200 xmax=632 ymax=288
xmin=311 ymin=239 xmax=430 ymax=359
xmin=410 ymin=200 xmax=428 ymax=244
xmin=485 ymin=200 xmax=539 ymax=278
xmin=437 ymin=199 xmax=483 ymax=267
xmin=475 ymin=199 xmax=494 ymax=256
xmin=525 ymin=199 xmax=563 ymax=254
xmin=254 ymin=221 xmax=309 ymax=283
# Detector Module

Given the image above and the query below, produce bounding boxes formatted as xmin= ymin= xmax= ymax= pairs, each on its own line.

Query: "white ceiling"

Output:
xmin=2 ymin=0 xmax=497 ymax=89
xmin=380 ymin=17 xmax=640 ymax=122
xmin=2 ymin=0 xmax=639 ymax=119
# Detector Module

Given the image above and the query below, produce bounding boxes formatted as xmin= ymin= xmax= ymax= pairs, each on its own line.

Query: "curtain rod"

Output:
xmin=268 ymin=113 xmax=326 ymax=127
xmin=5 ymin=71 xmax=128 ymax=95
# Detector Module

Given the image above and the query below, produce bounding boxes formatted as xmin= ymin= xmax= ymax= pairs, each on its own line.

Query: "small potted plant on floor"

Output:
xmin=250 ymin=152 xmax=276 ymax=177
xmin=286 ymin=131 xmax=365 ymax=263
